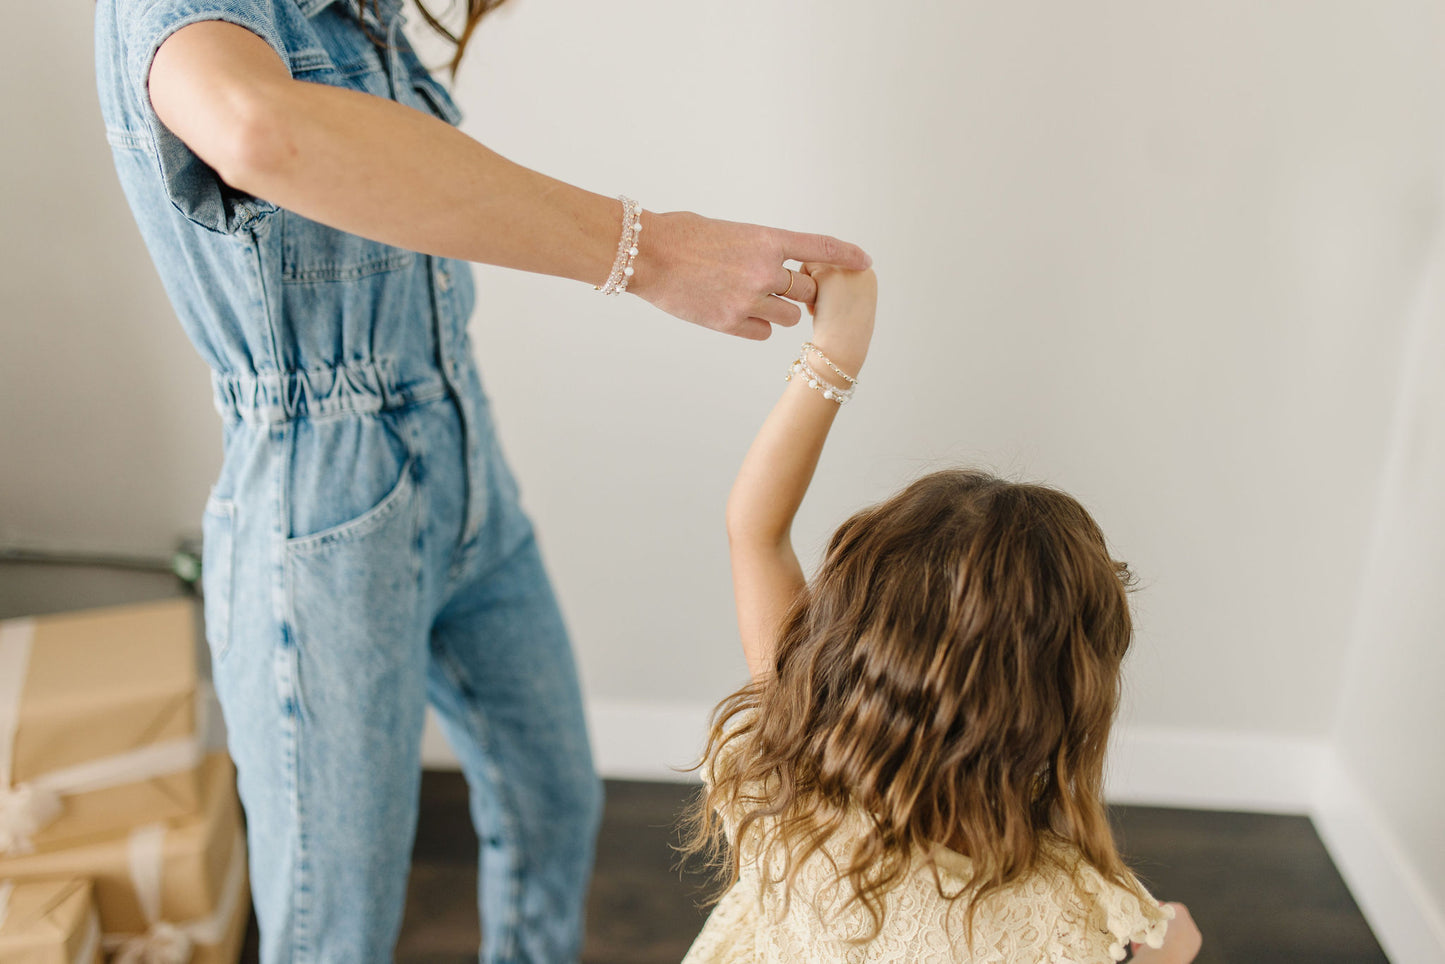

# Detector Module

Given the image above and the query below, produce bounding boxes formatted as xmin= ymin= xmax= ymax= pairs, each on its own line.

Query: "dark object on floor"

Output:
xmin=237 ymin=773 xmax=1385 ymax=964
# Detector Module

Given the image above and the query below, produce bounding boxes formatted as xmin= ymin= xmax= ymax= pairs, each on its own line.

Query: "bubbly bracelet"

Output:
xmin=786 ymin=344 xmax=858 ymax=405
xmin=802 ymin=342 xmax=859 ymax=389
xmin=595 ymin=196 xmax=642 ymax=296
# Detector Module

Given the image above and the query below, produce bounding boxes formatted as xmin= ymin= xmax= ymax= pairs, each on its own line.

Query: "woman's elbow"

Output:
xmin=212 ymin=87 xmax=300 ymax=194
xmin=147 ymin=20 xmax=301 ymax=193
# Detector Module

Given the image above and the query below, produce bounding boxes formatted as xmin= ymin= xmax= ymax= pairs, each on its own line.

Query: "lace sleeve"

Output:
xmin=1071 ymin=864 xmax=1174 ymax=962
xmin=944 ymin=854 xmax=1174 ymax=964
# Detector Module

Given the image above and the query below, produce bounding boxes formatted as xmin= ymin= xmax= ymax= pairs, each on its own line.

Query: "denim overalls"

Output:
xmin=94 ymin=1 xmax=602 ymax=960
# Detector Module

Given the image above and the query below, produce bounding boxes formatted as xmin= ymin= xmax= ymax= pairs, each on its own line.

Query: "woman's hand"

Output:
xmin=628 ymin=212 xmax=871 ymax=341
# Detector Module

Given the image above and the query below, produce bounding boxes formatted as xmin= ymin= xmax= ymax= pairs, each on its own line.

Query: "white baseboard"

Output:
xmin=1104 ymin=725 xmax=1328 ymax=813
xmin=419 ymin=700 xmax=709 ymax=780
xmin=1105 ymin=726 xmax=1445 ymax=962
xmin=421 ymin=702 xmax=1444 ymax=964
xmin=419 ymin=709 xmax=456 ymax=768
xmin=584 ymin=700 xmax=711 ymax=781
xmin=1314 ymin=755 xmax=1445 ymax=964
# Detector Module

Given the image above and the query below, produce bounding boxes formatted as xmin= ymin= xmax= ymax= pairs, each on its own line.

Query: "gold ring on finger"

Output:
xmin=779 ymin=268 xmax=795 ymax=299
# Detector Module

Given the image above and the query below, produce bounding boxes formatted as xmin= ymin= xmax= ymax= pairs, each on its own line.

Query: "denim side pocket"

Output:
xmin=284 ymin=459 xmax=416 ymax=557
xmin=202 ymin=494 xmax=237 ymax=662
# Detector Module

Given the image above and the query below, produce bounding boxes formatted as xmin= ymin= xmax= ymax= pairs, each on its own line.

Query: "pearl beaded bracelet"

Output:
xmin=595 ymin=196 xmax=642 ymax=296
xmin=785 ymin=345 xmax=858 ymax=405
xmin=801 ymin=342 xmax=860 ymax=388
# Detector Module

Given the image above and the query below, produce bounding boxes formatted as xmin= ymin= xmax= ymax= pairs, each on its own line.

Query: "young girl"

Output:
xmin=682 ymin=265 xmax=1204 ymax=964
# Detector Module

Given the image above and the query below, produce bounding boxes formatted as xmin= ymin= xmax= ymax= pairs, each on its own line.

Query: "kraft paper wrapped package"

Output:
xmin=0 ymin=879 xmax=103 ymax=964
xmin=0 ymin=753 xmax=249 ymax=964
xmin=0 ymin=599 xmax=212 ymax=856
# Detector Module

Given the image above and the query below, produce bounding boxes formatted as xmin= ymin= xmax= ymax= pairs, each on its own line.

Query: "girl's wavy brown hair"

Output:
xmin=683 ymin=469 xmax=1147 ymax=938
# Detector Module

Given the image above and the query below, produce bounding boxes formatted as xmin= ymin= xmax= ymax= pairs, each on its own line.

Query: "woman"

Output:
xmin=93 ymin=0 xmax=870 ymax=960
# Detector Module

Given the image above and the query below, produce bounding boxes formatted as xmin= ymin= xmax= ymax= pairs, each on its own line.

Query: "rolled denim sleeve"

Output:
xmin=117 ymin=0 xmax=291 ymax=234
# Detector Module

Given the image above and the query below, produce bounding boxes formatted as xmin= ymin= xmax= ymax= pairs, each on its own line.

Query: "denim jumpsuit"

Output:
xmin=94 ymin=1 xmax=603 ymax=960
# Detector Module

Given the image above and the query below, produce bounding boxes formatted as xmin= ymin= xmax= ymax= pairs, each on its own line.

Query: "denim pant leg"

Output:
xmin=426 ymin=488 xmax=602 ymax=962
xmin=207 ymin=418 xmax=433 ymax=964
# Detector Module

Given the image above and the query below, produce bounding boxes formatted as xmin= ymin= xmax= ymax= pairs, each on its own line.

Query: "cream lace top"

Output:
xmin=682 ymin=796 xmax=1172 ymax=964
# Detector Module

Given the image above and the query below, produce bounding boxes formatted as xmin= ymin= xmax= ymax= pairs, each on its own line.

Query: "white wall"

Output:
xmin=448 ymin=0 xmax=1443 ymax=732
xmin=1321 ymin=229 xmax=1445 ymax=961
xmin=0 ymin=0 xmax=221 ymax=555
xmin=2 ymin=1 xmax=1443 ymax=953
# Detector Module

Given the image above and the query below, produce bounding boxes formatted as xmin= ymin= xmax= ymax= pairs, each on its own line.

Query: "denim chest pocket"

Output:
xmin=280 ymin=212 xmax=415 ymax=283
xmin=280 ymin=45 xmax=416 ymax=283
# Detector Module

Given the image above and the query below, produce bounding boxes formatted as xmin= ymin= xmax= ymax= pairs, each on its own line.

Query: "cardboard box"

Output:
xmin=0 ymin=753 xmax=249 ymax=964
xmin=0 ymin=599 xmax=208 ymax=854
xmin=0 ymin=879 xmax=103 ymax=964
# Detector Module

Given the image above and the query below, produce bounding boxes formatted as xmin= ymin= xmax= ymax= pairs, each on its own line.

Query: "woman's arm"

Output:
xmin=147 ymin=21 xmax=869 ymax=340
xmin=726 ymin=265 xmax=877 ymax=677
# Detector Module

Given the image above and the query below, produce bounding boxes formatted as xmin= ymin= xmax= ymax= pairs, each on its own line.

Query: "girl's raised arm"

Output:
xmin=725 ymin=266 xmax=877 ymax=678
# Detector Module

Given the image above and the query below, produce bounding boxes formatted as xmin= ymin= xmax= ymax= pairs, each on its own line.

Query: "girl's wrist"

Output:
xmin=805 ymin=339 xmax=868 ymax=383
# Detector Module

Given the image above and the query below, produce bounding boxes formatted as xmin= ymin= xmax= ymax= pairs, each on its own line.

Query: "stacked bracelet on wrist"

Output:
xmin=786 ymin=342 xmax=859 ymax=405
xmin=595 ymin=195 xmax=642 ymax=296
xmin=802 ymin=342 xmax=859 ymax=389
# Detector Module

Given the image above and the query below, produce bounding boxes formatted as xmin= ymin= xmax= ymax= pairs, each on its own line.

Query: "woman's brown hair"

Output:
xmin=683 ymin=469 xmax=1147 ymax=939
xmin=360 ymin=0 xmax=509 ymax=75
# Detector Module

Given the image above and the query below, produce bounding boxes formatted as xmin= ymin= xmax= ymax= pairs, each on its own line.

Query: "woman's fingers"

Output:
xmin=752 ymin=294 xmax=803 ymax=329
xmin=729 ymin=316 xmax=774 ymax=341
xmin=776 ymin=230 xmax=871 ymax=270
xmin=775 ymin=265 xmax=818 ymax=305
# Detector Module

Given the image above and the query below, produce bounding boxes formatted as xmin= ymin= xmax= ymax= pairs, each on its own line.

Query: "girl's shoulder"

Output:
xmin=925 ymin=839 xmax=1174 ymax=963
xmin=696 ymin=839 xmax=1173 ymax=964
xmin=689 ymin=808 xmax=1172 ymax=964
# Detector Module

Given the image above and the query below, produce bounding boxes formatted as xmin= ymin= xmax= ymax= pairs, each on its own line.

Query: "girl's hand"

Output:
xmin=800 ymin=263 xmax=877 ymax=381
xmin=1132 ymin=903 xmax=1203 ymax=964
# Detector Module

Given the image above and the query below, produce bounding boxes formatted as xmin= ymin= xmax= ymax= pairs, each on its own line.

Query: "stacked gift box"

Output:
xmin=0 ymin=600 xmax=248 ymax=963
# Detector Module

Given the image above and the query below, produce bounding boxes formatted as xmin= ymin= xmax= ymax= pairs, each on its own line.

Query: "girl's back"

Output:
xmin=686 ymin=709 xmax=1170 ymax=964
xmin=685 ymin=825 xmax=1169 ymax=963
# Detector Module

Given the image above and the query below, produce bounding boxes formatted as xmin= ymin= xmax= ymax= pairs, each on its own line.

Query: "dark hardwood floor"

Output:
xmin=0 ymin=567 xmax=1386 ymax=963
xmin=238 ymin=771 xmax=1386 ymax=964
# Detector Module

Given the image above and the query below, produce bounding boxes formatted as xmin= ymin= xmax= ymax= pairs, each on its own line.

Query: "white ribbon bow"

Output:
xmin=101 ymin=822 xmax=247 ymax=964
xmin=0 ymin=782 xmax=63 ymax=856
xmin=0 ymin=617 xmax=216 ymax=856
xmin=111 ymin=921 xmax=194 ymax=964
